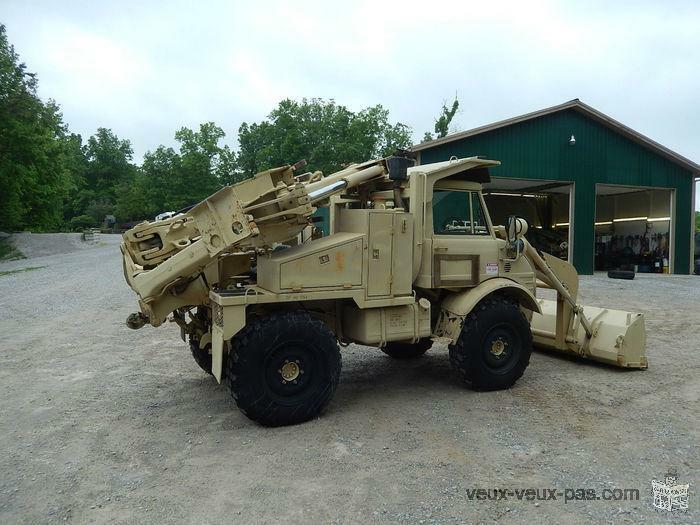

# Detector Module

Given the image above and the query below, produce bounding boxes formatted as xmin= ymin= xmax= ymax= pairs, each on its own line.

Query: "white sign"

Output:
xmin=486 ymin=262 xmax=499 ymax=275
xmin=652 ymin=470 xmax=689 ymax=512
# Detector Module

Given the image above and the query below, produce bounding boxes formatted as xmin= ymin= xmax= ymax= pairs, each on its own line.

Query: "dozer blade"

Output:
xmin=531 ymin=299 xmax=648 ymax=369
xmin=521 ymin=240 xmax=647 ymax=369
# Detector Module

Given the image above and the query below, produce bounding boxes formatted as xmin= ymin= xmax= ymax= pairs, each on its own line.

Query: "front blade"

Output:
xmin=531 ymin=299 xmax=648 ymax=369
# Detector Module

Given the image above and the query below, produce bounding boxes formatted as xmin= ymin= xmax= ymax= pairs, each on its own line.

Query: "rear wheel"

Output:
xmin=189 ymin=336 xmax=213 ymax=375
xmin=381 ymin=338 xmax=433 ymax=359
xmin=187 ymin=306 xmax=213 ymax=375
xmin=226 ymin=311 xmax=341 ymax=426
xmin=449 ymin=299 xmax=532 ymax=390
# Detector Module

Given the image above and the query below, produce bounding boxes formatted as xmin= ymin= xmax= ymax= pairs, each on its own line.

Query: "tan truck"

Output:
xmin=121 ymin=154 xmax=646 ymax=426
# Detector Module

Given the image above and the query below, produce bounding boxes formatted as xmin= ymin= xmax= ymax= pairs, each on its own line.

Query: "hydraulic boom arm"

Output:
xmin=121 ymin=158 xmax=392 ymax=327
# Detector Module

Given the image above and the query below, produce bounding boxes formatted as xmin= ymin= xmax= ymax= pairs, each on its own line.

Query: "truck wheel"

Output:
xmin=189 ymin=337 xmax=212 ymax=375
xmin=226 ymin=312 xmax=341 ymax=427
xmin=381 ymin=338 xmax=432 ymax=359
xmin=449 ymin=299 xmax=532 ymax=391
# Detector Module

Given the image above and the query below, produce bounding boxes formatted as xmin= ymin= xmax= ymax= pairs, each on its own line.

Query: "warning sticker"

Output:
xmin=486 ymin=262 xmax=499 ymax=275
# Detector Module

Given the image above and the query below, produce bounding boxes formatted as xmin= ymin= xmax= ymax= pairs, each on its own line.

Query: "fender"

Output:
xmin=436 ymin=278 xmax=541 ymax=343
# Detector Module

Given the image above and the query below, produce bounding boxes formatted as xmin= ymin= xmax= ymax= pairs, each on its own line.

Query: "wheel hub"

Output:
xmin=490 ymin=338 xmax=506 ymax=357
xmin=279 ymin=360 xmax=301 ymax=382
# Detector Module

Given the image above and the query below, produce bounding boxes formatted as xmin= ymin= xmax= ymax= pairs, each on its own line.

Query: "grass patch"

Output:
xmin=0 ymin=238 xmax=25 ymax=261
xmin=0 ymin=265 xmax=46 ymax=277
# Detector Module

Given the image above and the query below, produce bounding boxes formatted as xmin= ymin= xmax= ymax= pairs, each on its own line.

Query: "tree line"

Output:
xmin=0 ymin=24 xmax=459 ymax=232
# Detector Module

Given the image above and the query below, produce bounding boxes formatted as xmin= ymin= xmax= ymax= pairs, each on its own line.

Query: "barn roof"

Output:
xmin=412 ymin=99 xmax=699 ymax=174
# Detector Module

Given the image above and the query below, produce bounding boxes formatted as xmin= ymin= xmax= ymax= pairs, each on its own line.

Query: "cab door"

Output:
xmin=431 ymin=190 xmax=500 ymax=287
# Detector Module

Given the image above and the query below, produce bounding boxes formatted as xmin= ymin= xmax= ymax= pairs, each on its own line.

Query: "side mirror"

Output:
xmin=506 ymin=216 xmax=529 ymax=243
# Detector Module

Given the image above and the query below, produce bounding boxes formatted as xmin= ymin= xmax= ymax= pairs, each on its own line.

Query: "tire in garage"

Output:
xmin=225 ymin=311 xmax=341 ymax=426
xmin=449 ymin=298 xmax=532 ymax=391
xmin=607 ymin=269 xmax=635 ymax=280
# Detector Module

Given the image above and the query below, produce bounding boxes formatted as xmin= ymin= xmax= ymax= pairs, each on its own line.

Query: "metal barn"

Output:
xmin=413 ymin=99 xmax=698 ymax=274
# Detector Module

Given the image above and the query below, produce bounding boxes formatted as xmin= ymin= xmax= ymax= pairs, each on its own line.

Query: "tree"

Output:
xmin=172 ymin=122 xmax=234 ymax=207
xmin=115 ymin=123 xmax=236 ymax=222
xmin=115 ymin=146 xmax=177 ymax=222
xmin=114 ymin=173 xmax=149 ymax=223
xmin=61 ymin=133 xmax=89 ymax=221
xmin=0 ymin=24 xmax=73 ymax=231
xmin=84 ymin=128 xmax=135 ymax=199
xmin=235 ymin=98 xmax=412 ymax=179
xmin=61 ymin=127 xmax=136 ymax=226
xmin=423 ymin=95 xmax=459 ymax=142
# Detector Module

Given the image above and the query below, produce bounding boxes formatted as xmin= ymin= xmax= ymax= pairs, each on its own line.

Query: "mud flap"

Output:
xmin=211 ymin=325 xmax=226 ymax=382
xmin=210 ymin=304 xmax=247 ymax=383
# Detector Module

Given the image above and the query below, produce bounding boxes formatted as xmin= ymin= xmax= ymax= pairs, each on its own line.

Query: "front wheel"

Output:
xmin=449 ymin=299 xmax=532 ymax=390
xmin=225 ymin=311 xmax=342 ymax=426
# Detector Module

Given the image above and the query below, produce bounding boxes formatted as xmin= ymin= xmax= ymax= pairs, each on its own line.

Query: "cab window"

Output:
xmin=470 ymin=192 xmax=489 ymax=234
xmin=432 ymin=190 xmax=490 ymax=235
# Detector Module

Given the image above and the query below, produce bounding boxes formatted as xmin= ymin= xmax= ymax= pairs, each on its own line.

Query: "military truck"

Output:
xmin=121 ymin=154 xmax=646 ymax=426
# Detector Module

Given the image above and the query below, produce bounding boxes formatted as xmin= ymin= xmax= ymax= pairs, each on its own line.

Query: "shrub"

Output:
xmin=70 ymin=215 xmax=97 ymax=231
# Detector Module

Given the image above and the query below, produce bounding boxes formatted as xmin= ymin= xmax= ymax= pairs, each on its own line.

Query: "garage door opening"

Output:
xmin=594 ymin=185 xmax=672 ymax=273
xmin=483 ymin=178 xmax=572 ymax=261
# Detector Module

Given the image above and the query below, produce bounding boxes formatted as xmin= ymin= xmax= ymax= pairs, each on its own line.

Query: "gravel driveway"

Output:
xmin=0 ymin=235 xmax=697 ymax=524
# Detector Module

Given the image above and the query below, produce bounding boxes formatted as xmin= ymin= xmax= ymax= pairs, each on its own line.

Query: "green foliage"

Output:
xmin=0 ymin=24 xmax=73 ymax=232
xmin=69 ymin=215 xmax=97 ymax=231
xmin=423 ymin=95 xmax=459 ymax=141
xmin=84 ymin=128 xmax=135 ymax=202
xmin=236 ymin=98 xmax=412 ymax=178
xmin=115 ymin=123 xmax=236 ymax=222
xmin=0 ymin=265 xmax=45 ymax=277
xmin=61 ymin=133 xmax=89 ymax=220
xmin=0 ymin=24 xmax=141 ymax=231
xmin=0 ymin=238 xmax=25 ymax=261
xmin=695 ymin=211 xmax=699 ymax=231
xmin=66 ymin=128 xmax=137 ymax=225
xmin=85 ymin=200 xmax=114 ymax=224
xmin=171 ymin=122 xmax=234 ymax=208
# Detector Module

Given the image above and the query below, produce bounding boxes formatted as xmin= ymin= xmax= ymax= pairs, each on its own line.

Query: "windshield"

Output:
xmin=432 ymin=190 xmax=490 ymax=235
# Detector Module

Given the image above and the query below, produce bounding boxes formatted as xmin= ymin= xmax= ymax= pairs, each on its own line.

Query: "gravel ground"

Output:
xmin=0 ymin=234 xmax=697 ymax=524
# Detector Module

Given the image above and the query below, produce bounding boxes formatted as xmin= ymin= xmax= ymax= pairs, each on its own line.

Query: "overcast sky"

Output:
xmin=3 ymin=0 xmax=699 ymax=207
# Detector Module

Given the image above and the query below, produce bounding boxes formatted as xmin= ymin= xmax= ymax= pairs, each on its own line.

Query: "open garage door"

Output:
xmin=594 ymin=185 xmax=672 ymax=273
xmin=483 ymin=178 xmax=573 ymax=261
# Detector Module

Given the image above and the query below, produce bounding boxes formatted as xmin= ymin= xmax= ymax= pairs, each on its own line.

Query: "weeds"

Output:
xmin=0 ymin=266 xmax=46 ymax=277
xmin=0 ymin=238 xmax=25 ymax=261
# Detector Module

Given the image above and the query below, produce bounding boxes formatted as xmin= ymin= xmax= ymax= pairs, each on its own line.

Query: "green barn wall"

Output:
xmin=313 ymin=207 xmax=329 ymax=235
xmin=419 ymin=109 xmax=694 ymax=274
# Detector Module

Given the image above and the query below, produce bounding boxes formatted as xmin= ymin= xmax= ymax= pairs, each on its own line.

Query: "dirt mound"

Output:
xmin=9 ymin=232 xmax=114 ymax=259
